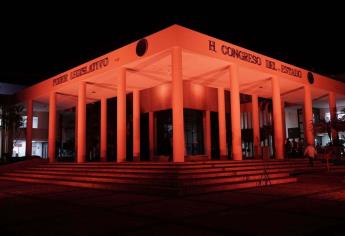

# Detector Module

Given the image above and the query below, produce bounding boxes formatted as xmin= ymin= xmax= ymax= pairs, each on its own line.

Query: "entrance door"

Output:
xmin=184 ymin=109 xmax=204 ymax=155
xmin=210 ymin=112 xmax=220 ymax=159
xmin=42 ymin=142 xmax=48 ymax=159
xmin=140 ymin=113 xmax=150 ymax=161
xmin=156 ymin=110 xmax=172 ymax=158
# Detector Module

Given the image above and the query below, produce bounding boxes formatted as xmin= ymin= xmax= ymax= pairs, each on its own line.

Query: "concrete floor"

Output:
xmin=0 ymin=172 xmax=345 ymax=235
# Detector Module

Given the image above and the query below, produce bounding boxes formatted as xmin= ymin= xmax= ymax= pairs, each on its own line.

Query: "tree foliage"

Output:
xmin=0 ymin=101 xmax=24 ymax=159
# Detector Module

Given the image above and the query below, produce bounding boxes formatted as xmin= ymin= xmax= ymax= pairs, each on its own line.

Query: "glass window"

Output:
xmin=20 ymin=116 xmax=38 ymax=128
xmin=33 ymin=117 xmax=38 ymax=128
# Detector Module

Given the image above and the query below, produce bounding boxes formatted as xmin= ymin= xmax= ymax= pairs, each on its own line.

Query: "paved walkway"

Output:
xmin=1 ymin=172 xmax=345 ymax=235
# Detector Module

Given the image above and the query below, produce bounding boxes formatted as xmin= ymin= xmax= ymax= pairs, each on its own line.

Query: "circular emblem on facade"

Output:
xmin=307 ymin=71 xmax=314 ymax=84
xmin=136 ymin=38 xmax=148 ymax=57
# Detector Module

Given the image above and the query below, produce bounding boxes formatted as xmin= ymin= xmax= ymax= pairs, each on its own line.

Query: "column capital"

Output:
xmin=304 ymin=83 xmax=311 ymax=91
xmin=120 ymin=67 xmax=127 ymax=75
xmin=171 ymin=46 xmax=182 ymax=51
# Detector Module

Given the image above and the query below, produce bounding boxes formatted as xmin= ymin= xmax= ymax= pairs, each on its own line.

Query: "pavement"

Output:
xmin=1 ymin=172 xmax=345 ymax=235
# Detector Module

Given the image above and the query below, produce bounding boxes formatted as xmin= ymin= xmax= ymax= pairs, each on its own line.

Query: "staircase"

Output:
xmin=0 ymin=159 xmax=327 ymax=195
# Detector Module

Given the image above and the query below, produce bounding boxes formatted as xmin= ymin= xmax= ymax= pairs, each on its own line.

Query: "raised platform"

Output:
xmin=0 ymin=159 xmax=328 ymax=195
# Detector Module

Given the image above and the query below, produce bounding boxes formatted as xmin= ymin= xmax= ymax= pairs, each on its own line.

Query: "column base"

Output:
xmin=219 ymin=155 xmax=228 ymax=160
xmin=77 ymin=157 xmax=86 ymax=163
xmin=133 ymin=155 xmax=140 ymax=162
xmin=254 ymin=146 xmax=261 ymax=159
xmin=275 ymin=155 xmax=284 ymax=160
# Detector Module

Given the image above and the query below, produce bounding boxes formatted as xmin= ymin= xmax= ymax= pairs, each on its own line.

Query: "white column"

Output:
xmin=230 ymin=65 xmax=242 ymax=160
xmin=100 ymin=97 xmax=107 ymax=161
xmin=217 ymin=88 xmax=227 ymax=159
xmin=117 ymin=68 xmax=127 ymax=162
xmin=133 ymin=90 xmax=140 ymax=161
xmin=77 ymin=81 xmax=86 ymax=163
xmin=171 ymin=47 xmax=185 ymax=162
xmin=271 ymin=77 xmax=284 ymax=159
xmin=304 ymin=84 xmax=314 ymax=146
xmin=281 ymin=99 xmax=287 ymax=156
xmin=48 ymin=92 xmax=56 ymax=163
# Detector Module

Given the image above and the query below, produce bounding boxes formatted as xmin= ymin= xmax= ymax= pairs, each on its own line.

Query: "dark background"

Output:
xmin=1 ymin=2 xmax=344 ymax=86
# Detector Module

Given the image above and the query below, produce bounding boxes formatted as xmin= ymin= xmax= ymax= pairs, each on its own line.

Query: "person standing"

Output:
xmin=304 ymin=144 xmax=317 ymax=167
xmin=298 ymin=138 xmax=305 ymax=156
xmin=285 ymin=138 xmax=292 ymax=158
xmin=292 ymin=139 xmax=298 ymax=157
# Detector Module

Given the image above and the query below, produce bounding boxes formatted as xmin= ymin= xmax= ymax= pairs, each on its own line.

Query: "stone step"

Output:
xmin=183 ymin=177 xmax=297 ymax=195
xmin=3 ymin=171 xmax=290 ymax=186
xmin=0 ymin=175 xmax=296 ymax=196
xmin=14 ymin=165 xmax=321 ymax=179
xmin=0 ymin=175 xmax=176 ymax=195
xmin=179 ymin=172 xmax=291 ymax=186
xmin=325 ymin=165 xmax=345 ymax=172
xmin=12 ymin=168 xmax=291 ymax=178
xmin=26 ymin=162 xmax=324 ymax=174
xmin=13 ymin=169 xmax=171 ymax=179
xmin=2 ymin=172 xmax=167 ymax=186
xmin=0 ymin=159 xmax=306 ymax=195
xmin=41 ymin=159 xmax=312 ymax=166
xmin=40 ymin=160 xmax=318 ymax=170
xmin=179 ymin=165 xmax=324 ymax=177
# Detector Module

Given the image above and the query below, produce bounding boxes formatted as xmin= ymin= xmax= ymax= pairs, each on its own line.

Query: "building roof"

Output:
xmin=15 ymin=25 xmax=345 ymax=110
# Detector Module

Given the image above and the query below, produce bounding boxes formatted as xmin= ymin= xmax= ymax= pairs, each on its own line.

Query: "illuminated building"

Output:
xmin=15 ymin=25 xmax=345 ymax=162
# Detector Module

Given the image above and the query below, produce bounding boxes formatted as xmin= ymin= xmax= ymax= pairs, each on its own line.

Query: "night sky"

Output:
xmin=1 ymin=3 xmax=344 ymax=86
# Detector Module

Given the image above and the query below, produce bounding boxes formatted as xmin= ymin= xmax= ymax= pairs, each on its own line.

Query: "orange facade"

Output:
xmin=16 ymin=25 xmax=345 ymax=162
